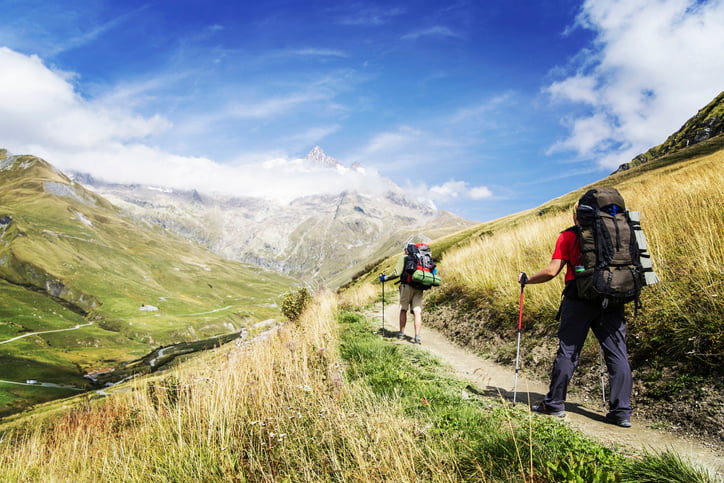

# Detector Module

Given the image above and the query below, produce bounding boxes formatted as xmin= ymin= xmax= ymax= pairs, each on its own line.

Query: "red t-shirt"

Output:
xmin=552 ymin=228 xmax=581 ymax=282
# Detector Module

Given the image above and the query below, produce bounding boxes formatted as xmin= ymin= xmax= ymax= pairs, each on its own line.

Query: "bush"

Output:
xmin=281 ymin=288 xmax=312 ymax=322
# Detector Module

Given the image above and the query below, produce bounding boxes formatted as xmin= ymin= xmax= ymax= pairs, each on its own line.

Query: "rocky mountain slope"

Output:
xmin=73 ymin=147 xmax=476 ymax=287
xmin=617 ymin=89 xmax=724 ymax=171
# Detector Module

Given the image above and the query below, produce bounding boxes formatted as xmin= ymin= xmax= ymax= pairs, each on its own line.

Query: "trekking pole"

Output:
xmin=380 ymin=274 xmax=385 ymax=334
xmin=599 ymin=347 xmax=606 ymax=409
xmin=513 ymin=283 xmax=525 ymax=405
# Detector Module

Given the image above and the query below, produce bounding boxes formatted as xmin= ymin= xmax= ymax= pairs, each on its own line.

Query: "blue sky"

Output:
xmin=1 ymin=0 xmax=723 ymax=221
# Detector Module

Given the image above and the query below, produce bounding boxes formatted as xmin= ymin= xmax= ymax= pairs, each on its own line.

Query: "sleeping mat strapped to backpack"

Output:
xmin=403 ymin=243 xmax=441 ymax=290
xmin=573 ymin=187 xmax=658 ymax=309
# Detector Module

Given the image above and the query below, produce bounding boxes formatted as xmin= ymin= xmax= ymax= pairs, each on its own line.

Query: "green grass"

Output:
xmin=0 ymin=158 xmax=297 ymax=416
xmin=0 ymin=381 xmax=82 ymax=416
xmin=341 ymin=314 xmax=622 ymax=481
xmin=337 ymin=309 xmax=717 ymax=482
xmin=620 ymin=450 xmax=718 ymax=483
xmin=356 ymin=146 xmax=723 ymax=413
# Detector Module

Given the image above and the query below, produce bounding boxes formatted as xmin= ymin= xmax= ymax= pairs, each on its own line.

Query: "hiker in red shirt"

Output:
xmin=518 ymin=204 xmax=633 ymax=428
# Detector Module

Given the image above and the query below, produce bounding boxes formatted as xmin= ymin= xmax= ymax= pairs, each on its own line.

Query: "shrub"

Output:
xmin=281 ymin=288 xmax=312 ymax=322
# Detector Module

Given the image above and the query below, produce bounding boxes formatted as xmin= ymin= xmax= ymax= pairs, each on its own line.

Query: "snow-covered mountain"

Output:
xmin=305 ymin=145 xmax=344 ymax=169
xmin=73 ymin=147 xmax=475 ymax=286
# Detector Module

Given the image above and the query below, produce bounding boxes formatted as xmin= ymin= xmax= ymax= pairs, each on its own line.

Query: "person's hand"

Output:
xmin=379 ymin=274 xmax=386 ymax=283
xmin=518 ymin=272 xmax=528 ymax=286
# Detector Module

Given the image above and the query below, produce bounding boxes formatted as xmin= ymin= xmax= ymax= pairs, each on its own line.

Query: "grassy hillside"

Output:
xmin=0 ymin=154 xmax=295 ymax=415
xmin=346 ymin=138 xmax=724 ymax=439
xmin=0 ymin=148 xmax=719 ymax=481
xmin=0 ymin=294 xmax=716 ymax=482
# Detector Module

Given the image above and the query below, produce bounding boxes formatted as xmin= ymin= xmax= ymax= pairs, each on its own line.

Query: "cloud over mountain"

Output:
xmin=545 ymin=0 xmax=724 ymax=169
xmin=0 ymin=46 xmax=491 ymax=208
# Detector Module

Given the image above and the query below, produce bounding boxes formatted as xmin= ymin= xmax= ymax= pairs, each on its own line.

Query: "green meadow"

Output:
xmin=0 ymin=156 xmax=296 ymax=415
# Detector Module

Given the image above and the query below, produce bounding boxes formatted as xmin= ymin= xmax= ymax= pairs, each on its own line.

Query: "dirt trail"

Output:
xmin=0 ymin=322 xmax=93 ymax=345
xmin=378 ymin=304 xmax=723 ymax=478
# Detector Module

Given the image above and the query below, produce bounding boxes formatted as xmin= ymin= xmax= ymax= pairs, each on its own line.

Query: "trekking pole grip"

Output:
xmin=517 ymin=284 xmax=525 ymax=331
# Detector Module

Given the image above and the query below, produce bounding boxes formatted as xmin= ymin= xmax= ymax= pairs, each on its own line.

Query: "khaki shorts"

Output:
xmin=399 ymin=284 xmax=423 ymax=312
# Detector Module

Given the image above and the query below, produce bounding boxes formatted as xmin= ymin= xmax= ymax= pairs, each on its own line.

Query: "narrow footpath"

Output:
xmin=0 ymin=322 xmax=93 ymax=345
xmin=378 ymin=303 xmax=723 ymax=478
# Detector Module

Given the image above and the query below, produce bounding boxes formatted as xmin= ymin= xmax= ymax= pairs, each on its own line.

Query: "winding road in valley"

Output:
xmin=0 ymin=379 xmax=83 ymax=390
xmin=0 ymin=323 xmax=94 ymax=391
xmin=0 ymin=322 xmax=94 ymax=345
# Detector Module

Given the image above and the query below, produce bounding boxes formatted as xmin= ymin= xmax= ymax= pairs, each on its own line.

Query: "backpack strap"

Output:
xmin=556 ymin=226 xmax=581 ymax=321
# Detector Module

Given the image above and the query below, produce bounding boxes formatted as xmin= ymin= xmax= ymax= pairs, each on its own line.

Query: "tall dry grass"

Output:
xmin=619 ymin=154 xmax=724 ymax=369
xmin=435 ymin=150 xmax=723 ymax=370
xmin=337 ymin=282 xmax=379 ymax=310
xmin=440 ymin=213 xmax=570 ymax=315
xmin=0 ymin=292 xmax=457 ymax=482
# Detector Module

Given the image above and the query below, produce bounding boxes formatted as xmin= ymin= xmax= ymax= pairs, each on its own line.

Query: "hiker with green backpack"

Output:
xmin=518 ymin=187 xmax=657 ymax=428
xmin=380 ymin=243 xmax=441 ymax=345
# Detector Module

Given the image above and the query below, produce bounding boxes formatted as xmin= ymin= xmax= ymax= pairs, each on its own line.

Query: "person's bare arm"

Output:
xmin=519 ymin=259 xmax=566 ymax=284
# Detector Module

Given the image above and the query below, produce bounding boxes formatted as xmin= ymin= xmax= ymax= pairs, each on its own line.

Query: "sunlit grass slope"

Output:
xmin=437 ymin=147 xmax=723 ymax=374
xmin=346 ymin=136 xmax=723 ymax=437
xmin=0 ymin=154 xmax=295 ymax=414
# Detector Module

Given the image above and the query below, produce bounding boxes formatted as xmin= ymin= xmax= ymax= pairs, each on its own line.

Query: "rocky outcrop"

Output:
xmin=617 ymin=90 xmax=724 ymax=172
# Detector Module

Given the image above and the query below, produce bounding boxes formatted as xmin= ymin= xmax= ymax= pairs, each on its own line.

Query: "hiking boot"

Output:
xmin=605 ymin=413 xmax=631 ymax=428
xmin=413 ymin=335 xmax=421 ymax=344
xmin=396 ymin=331 xmax=404 ymax=340
xmin=531 ymin=401 xmax=566 ymax=418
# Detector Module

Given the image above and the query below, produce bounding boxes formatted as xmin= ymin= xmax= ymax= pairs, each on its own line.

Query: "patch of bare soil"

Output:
xmin=374 ymin=301 xmax=723 ymax=479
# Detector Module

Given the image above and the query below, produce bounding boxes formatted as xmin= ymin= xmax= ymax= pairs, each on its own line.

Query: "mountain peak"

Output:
xmin=305 ymin=146 xmax=342 ymax=169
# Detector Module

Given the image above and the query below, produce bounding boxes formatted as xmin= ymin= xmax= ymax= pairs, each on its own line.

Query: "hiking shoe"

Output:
xmin=531 ymin=401 xmax=566 ymax=418
xmin=605 ymin=413 xmax=631 ymax=428
xmin=413 ymin=335 xmax=421 ymax=344
xmin=396 ymin=331 xmax=404 ymax=340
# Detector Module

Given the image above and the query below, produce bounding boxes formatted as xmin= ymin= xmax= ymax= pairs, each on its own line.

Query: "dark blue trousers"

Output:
xmin=543 ymin=297 xmax=632 ymax=419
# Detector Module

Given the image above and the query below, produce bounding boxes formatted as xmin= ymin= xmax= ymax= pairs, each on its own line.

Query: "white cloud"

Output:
xmin=469 ymin=185 xmax=494 ymax=200
xmin=0 ymin=46 xmax=494 ymax=211
xmin=402 ymin=26 xmax=461 ymax=41
xmin=364 ymin=126 xmax=423 ymax=154
xmin=0 ymin=47 xmax=170 ymax=150
xmin=546 ymin=0 xmax=724 ymax=168
xmin=546 ymin=75 xmax=599 ymax=106
xmin=409 ymin=179 xmax=493 ymax=203
xmin=429 ymin=180 xmax=467 ymax=199
xmin=548 ymin=113 xmax=615 ymax=155
xmin=0 ymin=47 xmax=395 ymax=202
